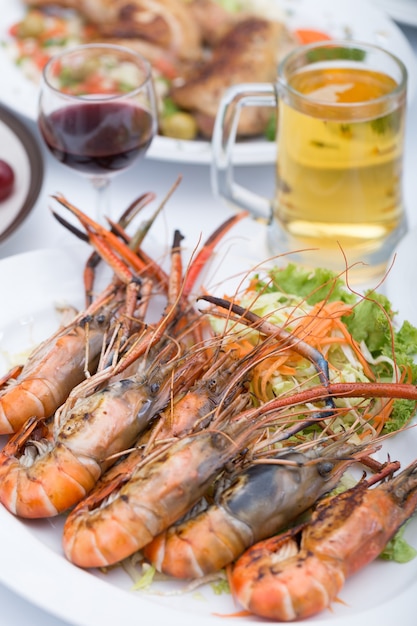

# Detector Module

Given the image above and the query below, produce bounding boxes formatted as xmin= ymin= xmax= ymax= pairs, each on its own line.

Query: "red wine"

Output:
xmin=39 ymin=101 xmax=155 ymax=176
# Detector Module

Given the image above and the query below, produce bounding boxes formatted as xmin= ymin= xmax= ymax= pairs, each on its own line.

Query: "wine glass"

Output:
xmin=38 ymin=43 xmax=158 ymax=223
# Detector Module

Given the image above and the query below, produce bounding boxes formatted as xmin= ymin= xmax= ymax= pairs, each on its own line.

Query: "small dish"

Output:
xmin=0 ymin=106 xmax=43 ymax=243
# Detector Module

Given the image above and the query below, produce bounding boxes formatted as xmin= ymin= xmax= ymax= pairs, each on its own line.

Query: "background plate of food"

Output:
xmin=0 ymin=0 xmax=416 ymax=164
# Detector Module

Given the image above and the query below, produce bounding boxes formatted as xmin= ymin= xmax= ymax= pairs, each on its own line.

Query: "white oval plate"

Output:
xmin=370 ymin=0 xmax=417 ymax=28
xmin=0 ymin=245 xmax=417 ymax=626
xmin=0 ymin=0 xmax=416 ymax=164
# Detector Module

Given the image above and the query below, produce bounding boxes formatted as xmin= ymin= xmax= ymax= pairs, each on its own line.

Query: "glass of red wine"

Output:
xmin=38 ymin=43 xmax=158 ymax=222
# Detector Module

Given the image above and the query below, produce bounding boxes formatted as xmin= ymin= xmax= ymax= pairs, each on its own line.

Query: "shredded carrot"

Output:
xmin=330 ymin=317 xmax=376 ymax=381
xmin=370 ymin=368 xmax=412 ymax=434
xmin=293 ymin=28 xmax=332 ymax=44
xmin=212 ymin=610 xmax=252 ymax=618
xmin=246 ymin=276 xmax=260 ymax=292
xmin=279 ymin=364 xmax=298 ymax=377
xmin=370 ymin=398 xmax=396 ymax=435
xmin=252 ymin=355 xmax=286 ymax=402
xmin=213 ymin=294 xmax=409 ymax=438
xmin=223 ymin=338 xmax=254 ymax=360
xmin=290 ymin=300 xmax=353 ymax=341
xmin=224 ymin=299 xmax=380 ymax=407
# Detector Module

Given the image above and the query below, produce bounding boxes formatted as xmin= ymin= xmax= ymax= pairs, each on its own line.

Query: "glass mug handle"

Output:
xmin=211 ymin=83 xmax=277 ymax=220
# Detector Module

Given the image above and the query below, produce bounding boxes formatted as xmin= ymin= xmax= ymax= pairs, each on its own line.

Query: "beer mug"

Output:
xmin=212 ymin=40 xmax=408 ymax=279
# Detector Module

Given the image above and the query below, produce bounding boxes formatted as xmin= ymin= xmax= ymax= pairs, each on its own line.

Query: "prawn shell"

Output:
xmin=63 ymin=429 xmax=240 ymax=568
xmin=230 ymin=533 xmax=345 ymax=621
xmin=231 ymin=459 xmax=417 ymax=621
xmin=305 ymin=475 xmax=417 ymax=577
xmin=0 ymin=374 xmax=171 ymax=518
xmin=145 ymin=506 xmax=252 ymax=578
xmin=0 ymin=306 xmax=114 ymax=434
xmin=0 ymin=443 xmax=99 ymax=518
xmin=0 ymin=327 xmax=91 ymax=433
xmin=144 ymin=443 xmax=363 ymax=578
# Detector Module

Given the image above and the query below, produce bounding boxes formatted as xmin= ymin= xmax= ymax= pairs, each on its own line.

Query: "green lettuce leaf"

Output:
xmin=380 ymin=523 xmax=417 ymax=563
xmin=252 ymin=264 xmax=417 ymax=432
xmin=255 ymin=263 xmax=356 ymax=305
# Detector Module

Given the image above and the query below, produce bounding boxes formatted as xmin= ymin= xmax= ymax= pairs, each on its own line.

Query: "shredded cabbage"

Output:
xmin=211 ymin=264 xmax=417 ymax=439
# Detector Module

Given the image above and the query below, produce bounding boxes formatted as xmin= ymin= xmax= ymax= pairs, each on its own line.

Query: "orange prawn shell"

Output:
xmin=231 ymin=465 xmax=417 ymax=622
xmin=0 ymin=326 xmax=92 ymax=434
xmin=304 ymin=482 xmax=415 ymax=577
xmin=144 ymin=505 xmax=252 ymax=578
xmin=0 ymin=442 xmax=100 ymax=518
xmin=230 ymin=532 xmax=345 ymax=621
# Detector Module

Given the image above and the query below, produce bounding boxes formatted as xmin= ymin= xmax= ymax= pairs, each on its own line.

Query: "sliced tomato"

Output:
xmin=8 ymin=23 xmax=20 ymax=37
xmin=33 ymin=51 xmax=51 ymax=70
xmin=152 ymin=56 xmax=178 ymax=81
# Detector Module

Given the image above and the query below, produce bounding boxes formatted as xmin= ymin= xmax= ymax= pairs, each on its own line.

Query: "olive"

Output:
xmin=160 ymin=112 xmax=198 ymax=140
xmin=0 ymin=160 xmax=15 ymax=202
xmin=17 ymin=12 xmax=45 ymax=38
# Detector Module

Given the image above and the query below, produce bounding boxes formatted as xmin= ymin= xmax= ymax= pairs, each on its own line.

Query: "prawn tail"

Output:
xmin=0 ymin=437 xmax=100 ymax=518
xmin=63 ymin=490 xmax=144 ymax=568
xmin=144 ymin=505 xmax=251 ymax=578
xmin=230 ymin=530 xmax=345 ymax=622
xmin=0 ymin=382 xmax=52 ymax=435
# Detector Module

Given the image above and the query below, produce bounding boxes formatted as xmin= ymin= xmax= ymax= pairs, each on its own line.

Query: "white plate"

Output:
xmin=385 ymin=227 xmax=417 ymax=327
xmin=0 ymin=106 xmax=43 ymax=243
xmin=0 ymin=245 xmax=417 ymax=626
xmin=370 ymin=0 xmax=417 ymax=28
xmin=0 ymin=0 xmax=416 ymax=164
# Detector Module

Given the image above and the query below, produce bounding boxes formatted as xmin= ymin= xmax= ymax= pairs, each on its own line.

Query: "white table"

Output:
xmin=0 ymin=17 xmax=417 ymax=626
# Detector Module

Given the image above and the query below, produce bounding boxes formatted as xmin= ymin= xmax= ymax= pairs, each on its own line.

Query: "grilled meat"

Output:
xmin=169 ymin=17 xmax=297 ymax=137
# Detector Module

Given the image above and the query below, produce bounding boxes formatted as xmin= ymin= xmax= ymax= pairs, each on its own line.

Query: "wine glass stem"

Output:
xmin=91 ymin=176 xmax=111 ymax=224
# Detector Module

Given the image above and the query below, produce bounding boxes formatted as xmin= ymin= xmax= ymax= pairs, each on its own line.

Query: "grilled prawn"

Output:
xmin=0 ymin=341 xmax=206 ymax=518
xmin=0 ymin=286 xmax=125 ymax=434
xmin=143 ymin=440 xmax=376 ymax=578
xmin=230 ymin=459 xmax=417 ymax=621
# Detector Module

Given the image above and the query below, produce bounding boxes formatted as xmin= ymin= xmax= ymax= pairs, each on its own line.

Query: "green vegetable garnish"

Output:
xmin=380 ymin=523 xmax=417 ymax=563
xmin=264 ymin=114 xmax=277 ymax=142
xmin=211 ymin=576 xmax=230 ymax=595
xmin=214 ymin=0 xmax=244 ymax=13
xmin=251 ymin=264 xmax=417 ymax=433
xmin=256 ymin=263 xmax=357 ymax=305
xmin=132 ymin=565 xmax=156 ymax=590
xmin=306 ymin=46 xmax=366 ymax=63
